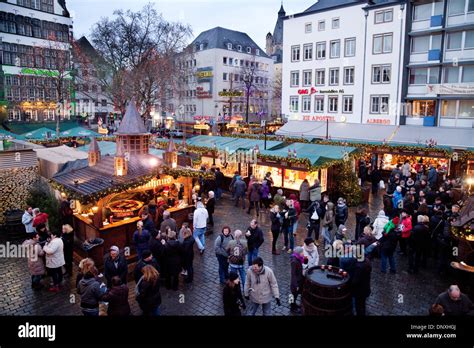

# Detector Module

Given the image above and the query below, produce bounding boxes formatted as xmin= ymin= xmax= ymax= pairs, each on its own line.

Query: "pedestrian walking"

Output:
xmin=22 ymin=233 xmax=45 ymax=290
xmin=43 ymin=230 xmax=65 ymax=292
xmin=299 ymin=179 xmax=310 ymax=210
xmin=290 ymin=246 xmax=306 ymax=313
xmin=260 ymin=180 xmax=271 ymax=209
xmin=163 ymin=231 xmax=182 ymax=291
xmin=270 ymin=205 xmax=282 ymax=255
xmin=352 ymin=258 xmax=372 ymax=316
xmin=180 ymin=227 xmax=195 ymax=283
xmin=306 ymin=199 xmax=323 ymax=244
xmin=223 ymin=271 xmax=246 ymax=316
xmin=206 ymin=191 xmax=216 ymax=227
xmin=61 ymin=224 xmax=74 ymax=277
xmin=77 ymin=265 xmax=106 ymax=316
xmin=335 ymin=198 xmax=348 ymax=228
xmin=247 ymin=181 xmax=261 ymax=216
xmin=245 ymin=219 xmax=264 ymax=265
xmin=193 ymin=201 xmax=209 ymax=254
xmin=371 ymin=166 xmax=382 ymax=194
xmin=233 ymin=176 xmax=247 ymax=209
xmin=214 ymin=226 xmax=234 ymax=284
xmin=321 ymin=201 xmax=335 ymax=247
xmin=136 ymin=265 xmax=162 ymax=316
xmin=227 ymin=230 xmax=248 ymax=290
xmin=215 ymin=167 xmax=224 ymax=200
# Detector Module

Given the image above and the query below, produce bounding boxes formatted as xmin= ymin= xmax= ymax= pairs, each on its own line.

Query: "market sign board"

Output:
xmin=219 ymin=90 xmax=244 ymax=97
xmin=427 ymin=84 xmax=474 ymax=95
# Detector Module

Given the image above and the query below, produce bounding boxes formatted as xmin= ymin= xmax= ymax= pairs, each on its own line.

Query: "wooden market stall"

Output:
xmin=50 ymin=103 xmax=196 ymax=268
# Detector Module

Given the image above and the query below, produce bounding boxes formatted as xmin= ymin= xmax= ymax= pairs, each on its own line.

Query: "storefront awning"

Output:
xmin=186 ymin=135 xmax=282 ymax=154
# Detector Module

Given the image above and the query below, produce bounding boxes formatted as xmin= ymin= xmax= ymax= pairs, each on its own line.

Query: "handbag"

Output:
xmin=379 ymin=180 xmax=385 ymax=189
xmin=311 ymin=210 xmax=319 ymax=220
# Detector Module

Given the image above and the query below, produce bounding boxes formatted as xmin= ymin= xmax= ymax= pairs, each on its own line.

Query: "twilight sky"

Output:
xmin=68 ymin=0 xmax=316 ymax=50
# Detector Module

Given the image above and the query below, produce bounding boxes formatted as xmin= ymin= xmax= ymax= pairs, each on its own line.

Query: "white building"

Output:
xmin=0 ymin=0 xmax=74 ymax=122
xmin=172 ymin=27 xmax=274 ymax=131
xmin=281 ymin=0 xmax=407 ymax=126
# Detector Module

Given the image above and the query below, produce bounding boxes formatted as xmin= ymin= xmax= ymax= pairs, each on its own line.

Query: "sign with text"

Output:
xmin=427 ymin=84 xmax=474 ymax=95
xmin=298 ymin=87 xmax=345 ymax=95
xmin=302 ymin=115 xmax=336 ymax=122
xmin=367 ymin=118 xmax=391 ymax=125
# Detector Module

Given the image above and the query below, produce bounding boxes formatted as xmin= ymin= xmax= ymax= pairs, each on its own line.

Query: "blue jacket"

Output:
xmin=427 ymin=167 xmax=438 ymax=186
xmin=392 ymin=191 xmax=403 ymax=208
xmin=133 ymin=229 xmax=151 ymax=252
xmin=234 ymin=179 xmax=247 ymax=196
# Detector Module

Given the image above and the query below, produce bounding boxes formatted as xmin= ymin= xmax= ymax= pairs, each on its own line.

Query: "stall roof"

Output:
xmin=0 ymin=128 xmax=26 ymax=140
xmin=22 ymin=127 xmax=56 ymax=139
xmin=79 ymin=141 xmax=165 ymax=157
xmin=186 ymin=135 xmax=283 ymax=153
xmin=34 ymin=145 xmax=88 ymax=164
xmin=60 ymin=127 xmax=100 ymax=138
xmin=276 ymin=121 xmax=474 ymax=150
xmin=260 ymin=142 xmax=357 ymax=166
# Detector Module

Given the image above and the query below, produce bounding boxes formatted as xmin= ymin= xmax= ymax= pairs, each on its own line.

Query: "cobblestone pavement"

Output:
xmin=0 ymin=189 xmax=454 ymax=316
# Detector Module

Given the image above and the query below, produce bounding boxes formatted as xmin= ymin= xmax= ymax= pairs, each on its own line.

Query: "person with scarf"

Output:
xmin=290 ymin=246 xmax=307 ymax=313
xmin=302 ymin=238 xmax=319 ymax=274
xmin=335 ymin=198 xmax=348 ymax=228
xmin=244 ymin=257 xmax=280 ymax=316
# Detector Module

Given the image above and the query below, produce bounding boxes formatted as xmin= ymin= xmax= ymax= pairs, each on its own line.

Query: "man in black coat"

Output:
xmin=133 ymin=250 xmax=159 ymax=283
xmin=215 ymin=168 xmax=225 ymax=200
xmin=245 ymin=219 xmax=264 ymax=266
xmin=352 ymin=258 xmax=372 ymax=316
xmin=358 ymin=160 xmax=367 ymax=185
xmin=141 ymin=211 xmax=157 ymax=237
xmin=206 ymin=191 xmax=216 ymax=227
xmin=408 ymin=216 xmax=430 ymax=274
xmin=104 ymin=246 xmax=128 ymax=287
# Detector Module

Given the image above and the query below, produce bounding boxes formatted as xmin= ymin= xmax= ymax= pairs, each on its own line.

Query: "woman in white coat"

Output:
xmin=372 ymin=210 xmax=389 ymax=241
xmin=302 ymin=237 xmax=319 ymax=275
xmin=43 ymin=230 xmax=65 ymax=292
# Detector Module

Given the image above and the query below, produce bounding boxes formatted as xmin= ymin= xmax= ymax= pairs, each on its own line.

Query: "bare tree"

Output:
xmin=271 ymin=69 xmax=282 ymax=120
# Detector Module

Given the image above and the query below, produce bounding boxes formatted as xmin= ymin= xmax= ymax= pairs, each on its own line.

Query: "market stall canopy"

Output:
xmin=22 ymin=127 xmax=56 ymax=139
xmin=260 ymin=142 xmax=357 ymax=167
xmin=389 ymin=126 xmax=474 ymax=150
xmin=79 ymin=141 xmax=164 ymax=157
xmin=0 ymin=128 xmax=26 ymax=140
xmin=34 ymin=145 xmax=88 ymax=179
xmin=59 ymin=127 xmax=100 ymax=138
xmin=186 ymin=135 xmax=283 ymax=153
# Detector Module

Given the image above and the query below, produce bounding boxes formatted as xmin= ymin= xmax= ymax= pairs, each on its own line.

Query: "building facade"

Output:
xmin=403 ymin=0 xmax=474 ymax=128
xmin=170 ymin=27 xmax=274 ymax=131
xmin=0 ymin=0 xmax=73 ymax=122
xmin=281 ymin=0 xmax=407 ymax=126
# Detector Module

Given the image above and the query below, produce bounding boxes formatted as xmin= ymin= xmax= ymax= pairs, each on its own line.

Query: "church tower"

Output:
xmin=88 ymin=136 xmax=101 ymax=166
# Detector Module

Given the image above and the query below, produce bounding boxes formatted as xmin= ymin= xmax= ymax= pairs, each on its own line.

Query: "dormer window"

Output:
xmin=227 ymin=43 xmax=233 ymax=50
xmin=237 ymin=45 xmax=242 ymax=52
xmin=247 ymin=47 xmax=251 ymax=54
xmin=256 ymin=49 xmax=260 ymax=56
xmin=199 ymin=43 xmax=204 ymax=51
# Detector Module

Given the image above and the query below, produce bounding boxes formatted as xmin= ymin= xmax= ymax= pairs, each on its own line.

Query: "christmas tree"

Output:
xmin=334 ymin=161 xmax=362 ymax=207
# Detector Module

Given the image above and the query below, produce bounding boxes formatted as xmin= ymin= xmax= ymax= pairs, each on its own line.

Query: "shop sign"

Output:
xmin=193 ymin=115 xmax=212 ymax=121
xmin=194 ymin=124 xmax=210 ymax=130
xmin=427 ymin=84 xmax=474 ymax=95
xmin=302 ymin=115 xmax=336 ymax=122
xmin=298 ymin=87 xmax=345 ymax=95
xmin=367 ymin=118 xmax=391 ymax=125
xmin=290 ymin=162 xmax=308 ymax=169
xmin=21 ymin=68 xmax=60 ymax=77
xmin=219 ymin=90 xmax=243 ymax=97
xmin=196 ymin=71 xmax=213 ymax=79
xmin=196 ymin=86 xmax=212 ymax=99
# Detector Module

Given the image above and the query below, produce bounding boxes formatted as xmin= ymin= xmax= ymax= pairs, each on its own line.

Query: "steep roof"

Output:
xmin=58 ymin=0 xmax=70 ymax=17
xmin=88 ymin=137 xmax=100 ymax=154
xmin=272 ymin=5 xmax=286 ymax=45
xmin=167 ymin=138 xmax=177 ymax=153
xmin=116 ymin=102 xmax=148 ymax=135
xmin=192 ymin=27 xmax=270 ymax=58
xmin=304 ymin=0 xmax=364 ymax=13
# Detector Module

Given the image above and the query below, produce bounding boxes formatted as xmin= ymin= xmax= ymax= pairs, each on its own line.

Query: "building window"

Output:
xmin=223 ymin=73 xmax=228 ymax=81
xmin=290 ymin=71 xmax=300 ymax=87
xmin=291 ymin=45 xmax=301 ymax=62
xmin=441 ymin=100 xmax=457 ymax=117
xmin=290 ymin=96 xmax=299 ymax=112
xmin=409 ymin=68 xmax=428 ymax=84
xmin=223 ymin=57 xmax=228 ymax=65
xmin=316 ymin=69 xmax=325 ymax=85
xmin=343 ymin=67 xmax=354 ymax=85
xmin=375 ymin=9 xmax=394 ymax=23
xmin=330 ymin=40 xmax=340 ymax=58
xmin=446 ymin=32 xmax=463 ymax=50
xmin=318 ymin=20 xmax=325 ymax=31
xmin=256 ymin=49 xmax=260 ymax=56
xmin=459 ymin=100 xmax=474 ymax=117
xmin=466 ymin=30 xmax=474 ymax=48
xmin=411 ymin=35 xmax=430 ymax=53
xmin=372 ymin=64 xmax=391 ymax=83
xmin=332 ymin=18 xmax=340 ymax=29
xmin=303 ymin=43 xmax=313 ymax=60
xmin=344 ymin=38 xmax=356 ymax=57
xmin=305 ymin=23 xmax=312 ymax=33
xmin=247 ymin=47 xmax=252 ymax=54
xmin=328 ymin=96 xmax=338 ymax=112
xmin=237 ymin=45 xmax=242 ymax=52
xmin=413 ymin=3 xmax=432 ymax=21
xmin=462 ymin=65 xmax=474 ymax=82
xmin=302 ymin=96 xmax=311 ymax=112
xmin=343 ymin=95 xmax=353 ymax=113
xmin=314 ymin=96 xmax=324 ymax=112
xmin=227 ymin=43 xmax=233 ymax=50
xmin=373 ymin=33 xmax=393 ymax=54
xmin=303 ymin=70 xmax=312 ymax=87
xmin=316 ymin=42 xmax=326 ymax=59
xmin=448 ymin=0 xmax=467 ymax=15
xmin=370 ymin=95 xmax=390 ymax=114
xmin=329 ymin=68 xmax=339 ymax=85
xmin=444 ymin=66 xmax=460 ymax=83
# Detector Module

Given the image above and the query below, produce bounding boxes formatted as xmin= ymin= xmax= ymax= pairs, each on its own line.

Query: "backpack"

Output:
xmin=228 ymin=242 xmax=245 ymax=265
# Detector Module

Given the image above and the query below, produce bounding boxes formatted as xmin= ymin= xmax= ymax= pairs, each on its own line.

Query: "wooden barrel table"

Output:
xmin=302 ymin=265 xmax=352 ymax=316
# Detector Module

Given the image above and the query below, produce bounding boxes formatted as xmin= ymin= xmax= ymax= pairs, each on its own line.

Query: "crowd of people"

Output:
xmin=19 ymin=163 xmax=473 ymax=317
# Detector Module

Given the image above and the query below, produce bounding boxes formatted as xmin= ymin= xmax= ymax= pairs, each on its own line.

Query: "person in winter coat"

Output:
xmin=373 ymin=210 xmax=389 ymax=241
xmin=61 ymin=224 xmax=74 ymax=277
xmin=76 ymin=258 xmax=95 ymax=288
xmin=247 ymin=181 xmax=261 ymax=216
xmin=408 ymin=215 xmax=430 ymax=274
xmin=306 ymin=200 xmax=323 ymax=244
xmin=133 ymin=250 xmax=159 ymax=283
xmin=43 ymin=229 xmax=65 ymax=292
xmin=379 ymin=216 xmax=399 ymax=273
xmin=335 ymin=198 xmax=348 ymax=228
xmin=215 ymin=167 xmax=225 ymax=200
xmin=260 ymin=181 xmax=271 ymax=209
xmin=371 ymin=166 xmax=383 ymax=194
xmin=434 ymin=285 xmax=474 ymax=316
xmin=233 ymin=176 xmax=247 ymax=209
xmin=392 ymin=186 xmax=404 ymax=210
xmin=399 ymin=210 xmax=413 ymax=255
xmin=299 ymin=179 xmax=310 ymax=209
xmin=133 ymin=220 xmax=151 ymax=261
xmin=103 ymin=246 xmax=128 ymax=288
xmin=290 ymin=246 xmax=307 ymax=313
xmin=302 ymin=237 xmax=319 ymax=274
xmin=359 ymin=160 xmax=367 ymax=185
xmin=427 ymin=165 xmax=438 ymax=189
xmin=141 ymin=211 xmax=157 ymax=238
xmin=160 ymin=210 xmax=177 ymax=235
xmin=22 ymin=232 xmax=45 ymax=290
xmin=77 ymin=266 xmax=106 ymax=316
xmin=226 ymin=230 xmax=248 ymax=289
xmin=352 ymin=258 xmax=372 ymax=316
xmin=229 ymin=172 xmax=239 ymax=200
xmin=32 ymin=208 xmax=49 ymax=229
xmin=223 ymin=271 xmax=246 ymax=316
xmin=289 ymin=193 xmax=301 ymax=234
xmin=245 ymin=219 xmax=264 ymax=265
xmin=149 ymin=230 xmax=167 ymax=272
xmin=355 ymin=206 xmax=370 ymax=241
xmin=335 ymin=225 xmax=350 ymax=243
xmin=270 ymin=205 xmax=282 ymax=255
xmin=101 ymin=276 xmax=131 ymax=316
xmin=163 ymin=231 xmax=182 ymax=291
xmin=273 ymin=189 xmax=286 ymax=209
xmin=430 ymin=210 xmax=445 ymax=260
xmin=22 ymin=207 xmax=35 ymax=234
xmin=244 ymin=257 xmax=280 ymax=316
xmin=356 ymin=226 xmax=377 ymax=257
xmin=136 ymin=265 xmax=162 ymax=316
xmin=401 ymin=160 xmax=411 ymax=181
xmin=180 ymin=227 xmax=195 ymax=283
xmin=215 ymin=226 xmax=234 ymax=284
xmin=322 ymin=201 xmax=335 ymax=246
xmin=193 ymin=201 xmax=209 ymax=254
xmin=308 ymin=179 xmax=322 ymax=203
xmin=282 ymin=200 xmax=297 ymax=253
xmin=206 ymin=191 xmax=216 ymax=227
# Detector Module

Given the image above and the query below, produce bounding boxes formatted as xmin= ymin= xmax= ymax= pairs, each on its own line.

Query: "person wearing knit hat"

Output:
xmin=289 ymin=246 xmax=307 ymax=313
xmin=223 ymin=271 xmax=246 ymax=316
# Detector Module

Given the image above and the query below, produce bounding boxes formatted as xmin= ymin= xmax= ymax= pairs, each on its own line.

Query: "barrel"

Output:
xmin=4 ymin=210 xmax=26 ymax=241
xmin=302 ymin=265 xmax=352 ymax=316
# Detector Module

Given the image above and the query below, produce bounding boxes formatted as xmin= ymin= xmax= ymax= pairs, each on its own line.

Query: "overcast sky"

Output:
xmin=68 ymin=0 xmax=316 ymax=50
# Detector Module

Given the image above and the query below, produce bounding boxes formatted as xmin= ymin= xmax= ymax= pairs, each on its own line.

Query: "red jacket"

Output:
xmin=401 ymin=216 xmax=412 ymax=239
xmin=33 ymin=213 xmax=49 ymax=227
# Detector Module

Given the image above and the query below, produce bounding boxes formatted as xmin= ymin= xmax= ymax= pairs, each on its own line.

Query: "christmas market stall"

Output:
xmin=50 ymin=103 xmax=199 ymax=268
